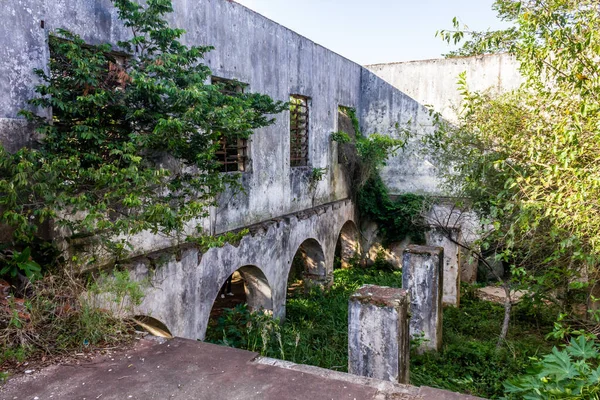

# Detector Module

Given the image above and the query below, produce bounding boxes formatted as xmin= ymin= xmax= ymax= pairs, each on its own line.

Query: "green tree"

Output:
xmin=436 ymin=0 xmax=600 ymax=253
xmin=429 ymin=0 xmax=600 ymax=345
xmin=1 ymin=0 xmax=286 ymax=274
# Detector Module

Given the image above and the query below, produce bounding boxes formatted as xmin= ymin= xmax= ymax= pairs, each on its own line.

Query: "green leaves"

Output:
xmin=1 ymin=0 xmax=286 ymax=275
xmin=428 ymin=0 xmax=600 ymax=349
xmin=505 ymin=336 xmax=600 ymax=399
xmin=566 ymin=336 xmax=599 ymax=360
xmin=358 ymin=176 xmax=428 ymax=245
xmin=0 ymin=247 xmax=42 ymax=281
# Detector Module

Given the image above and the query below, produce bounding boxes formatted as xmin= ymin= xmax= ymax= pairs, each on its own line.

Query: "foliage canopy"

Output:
xmin=1 ymin=0 xmax=286 ymax=273
xmin=431 ymin=0 xmax=600 ymax=307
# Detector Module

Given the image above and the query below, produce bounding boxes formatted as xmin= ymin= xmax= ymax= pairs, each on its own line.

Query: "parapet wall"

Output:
xmin=366 ymin=53 xmax=522 ymax=196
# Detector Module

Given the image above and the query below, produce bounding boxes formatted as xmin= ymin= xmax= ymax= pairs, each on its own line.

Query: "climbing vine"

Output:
xmin=358 ymin=176 xmax=428 ymax=246
xmin=332 ymin=107 xmax=426 ymax=245
xmin=332 ymin=106 xmax=405 ymax=192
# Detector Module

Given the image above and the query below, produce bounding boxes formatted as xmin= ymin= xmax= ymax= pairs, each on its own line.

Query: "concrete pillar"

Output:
xmin=426 ymin=227 xmax=461 ymax=306
xmin=402 ymin=245 xmax=443 ymax=352
xmin=348 ymin=284 xmax=410 ymax=384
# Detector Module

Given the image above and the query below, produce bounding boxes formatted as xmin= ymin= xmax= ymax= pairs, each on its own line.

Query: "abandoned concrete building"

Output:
xmin=1 ymin=0 xmax=520 ymax=362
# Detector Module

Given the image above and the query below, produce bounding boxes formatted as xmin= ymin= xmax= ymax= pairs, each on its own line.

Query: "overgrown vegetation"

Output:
xmin=0 ymin=268 xmax=144 ymax=372
xmin=1 ymin=0 xmax=285 ymax=275
xmin=332 ymin=107 xmax=427 ymax=246
xmin=425 ymin=0 xmax=600 ymax=353
xmin=207 ymin=267 xmax=403 ymax=370
xmin=332 ymin=107 xmax=406 ymax=193
xmin=427 ymin=1 xmax=600 ymax=396
xmin=1 ymin=0 xmax=285 ymax=375
xmin=207 ymin=267 xmax=557 ymax=399
xmin=505 ymin=335 xmax=600 ymax=398
xmin=358 ymin=175 xmax=428 ymax=245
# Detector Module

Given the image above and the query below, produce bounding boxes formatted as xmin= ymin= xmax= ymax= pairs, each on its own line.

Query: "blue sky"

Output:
xmin=235 ymin=0 xmax=508 ymax=65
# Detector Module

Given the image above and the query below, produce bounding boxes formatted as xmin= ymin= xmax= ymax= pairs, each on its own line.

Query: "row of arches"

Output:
xmin=134 ymin=220 xmax=361 ymax=338
xmin=208 ymin=220 xmax=360 ymax=326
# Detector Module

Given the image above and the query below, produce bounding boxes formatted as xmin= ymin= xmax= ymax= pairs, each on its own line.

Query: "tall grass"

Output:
xmin=207 ymin=267 xmax=558 ymax=398
xmin=206 ymin=267 xmax=403 ymax=370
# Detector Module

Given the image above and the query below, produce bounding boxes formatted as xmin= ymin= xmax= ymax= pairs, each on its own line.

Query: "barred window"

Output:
xmin=290 ymin=95 xmax=309 ymax=167
xmin=212 ymin=76 xmax=248 ymax=172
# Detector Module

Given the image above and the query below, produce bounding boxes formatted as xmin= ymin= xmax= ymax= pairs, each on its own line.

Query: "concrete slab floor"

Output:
xmin=0 ymin=337 xmax=484 ymax=400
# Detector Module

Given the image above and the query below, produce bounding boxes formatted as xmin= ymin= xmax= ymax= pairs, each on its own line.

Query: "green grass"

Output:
xmin=410 ymin=288 xmax=557 ymax=398
xmin=206 ymin=267 xmax=557 ymax=399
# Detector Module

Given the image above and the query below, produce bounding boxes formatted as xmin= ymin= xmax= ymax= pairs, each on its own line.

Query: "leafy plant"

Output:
xmin=358 ymin=175 xmax=428 ymax=245
xmin=426 ymin=0 xmax=600 ymax=346
xmin=332 ymin=106 xmax=406 ymax=192
xmin=0 ymin=247 xmax=41 ymax=281
xmin=505 ymin=336 xmax=600 ymax=399
xmin=2 ymin=0 xmax=286 ymax=270
xmin=207 ymin=264 xmax=555 ymax=398
xmin=187 ymin=229 xmax=250 ymax=253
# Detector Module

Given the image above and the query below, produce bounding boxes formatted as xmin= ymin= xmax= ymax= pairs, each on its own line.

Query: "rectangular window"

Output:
xmin=212 ymin=76 xmax=248 ymax=172
xmin=290 ymin=95 xmax=309 ymax=167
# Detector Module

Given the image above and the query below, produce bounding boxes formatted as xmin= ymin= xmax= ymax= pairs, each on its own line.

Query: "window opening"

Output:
xmin=212 ymin=76 xmax=248 ymax=172
xmin=290 ymin=95 xmax=309 ymax=167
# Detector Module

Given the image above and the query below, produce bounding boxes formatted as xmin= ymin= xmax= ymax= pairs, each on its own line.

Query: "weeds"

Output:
xmin=207 ymin=267 xmax=403 ymax=370
xmin=207 ymin=268 xmax=557 ymax=399
xmin=410 ymin=286 xmax=557 ymax=398
xmin=0 ymin=269 xmax=143 ymax=371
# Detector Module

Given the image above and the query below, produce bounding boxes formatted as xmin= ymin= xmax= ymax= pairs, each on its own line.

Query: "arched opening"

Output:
xmin=132 ymin=315 xmax=173 ymax=339
xmin=206 ymin=265 xmax=273 ymax=338
xmin=334 ymin=220 xmax=361 ymax=270
xmin=288 ymin=238 xmax=329 ymax=294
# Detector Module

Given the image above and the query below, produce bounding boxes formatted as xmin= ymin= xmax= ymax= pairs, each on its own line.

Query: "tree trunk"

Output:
xmin=497 ymin=284 xmax=512 ymax=349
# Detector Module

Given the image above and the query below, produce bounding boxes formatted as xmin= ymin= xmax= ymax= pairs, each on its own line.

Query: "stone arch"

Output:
xmin=132 ymin=315 xmax=173 ymax=338
xmin=208 ymin=264 xmax=273 ymax=319
xmin=334 ymin=220 xmax=361 ymax=269
xmin=288 ymin=238 xmax=329 ymax=290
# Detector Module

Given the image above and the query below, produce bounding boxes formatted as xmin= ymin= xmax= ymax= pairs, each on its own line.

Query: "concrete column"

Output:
xmin=402 ymin=245 xmax=443 ymax=352
xmin=348 ymin=284 xmax=410 ymax=384
xmin=426 ymin=227 xmax=461 ymax=306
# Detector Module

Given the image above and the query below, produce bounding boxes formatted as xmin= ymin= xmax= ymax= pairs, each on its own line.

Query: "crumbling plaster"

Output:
xmin=1 ymin=0 xmax=424 ymax=256
xmin=127 ymin=200 xmax=356 ymax=340
xmin=366 ymin=54 xmax=522 ymax=196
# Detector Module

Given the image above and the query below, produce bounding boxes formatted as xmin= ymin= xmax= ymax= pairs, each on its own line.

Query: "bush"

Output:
xmin=504 ymin=336 xmax=600 ymax=399
xmin=0 ymin=269 xmax=143 ymax=370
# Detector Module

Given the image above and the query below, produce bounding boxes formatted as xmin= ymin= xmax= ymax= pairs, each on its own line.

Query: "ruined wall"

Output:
xmin=1 ymin=0 xmax=422 ymax=259
xmin=127 ymin=200 xmax=356 ymax=340
xmin=365 ymin=54 xmax=522 ymax=196
xmin=367 ymin=54 xmax=522 ymax=125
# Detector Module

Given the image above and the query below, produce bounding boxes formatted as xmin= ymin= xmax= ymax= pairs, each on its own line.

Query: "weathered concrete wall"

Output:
xmin=365 ymin=54 xmax=522 ymax=196
xmin=359 ymin=69 xmax=439 ymax=195
xmin=348 ymin=285 xmax=410 ymax=384
xmin=1 ymin=0 xmax=420 ymax=261
xmin=367 ymin=54 xmax=523 ymax=125
xmin=126 ymin=199 xmax=356 ymax=340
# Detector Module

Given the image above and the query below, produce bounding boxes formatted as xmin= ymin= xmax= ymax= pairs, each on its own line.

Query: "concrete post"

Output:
xmin=402 ymin=245 xmax=443 ymax=352
xmin=426 ymin=227 xmax=461 ymax=306
xmin=348 ymin=284 xmax=410 ymax=384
